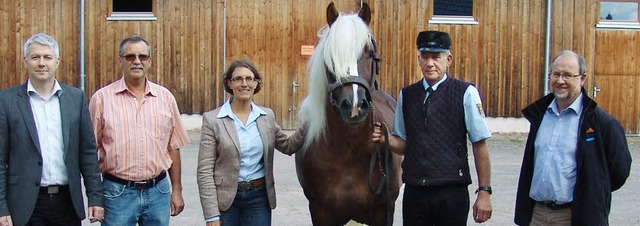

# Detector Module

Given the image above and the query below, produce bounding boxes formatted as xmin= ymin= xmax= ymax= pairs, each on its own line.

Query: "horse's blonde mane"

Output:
xmin=298 ymin=12 xmax=373 ymax=149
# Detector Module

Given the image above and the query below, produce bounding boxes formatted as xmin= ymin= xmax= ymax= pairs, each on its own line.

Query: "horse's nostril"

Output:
xmin=360 ymin=99 xmax=370 ymax=109
xmin=340 ymin=99 xmax=352 ymax=109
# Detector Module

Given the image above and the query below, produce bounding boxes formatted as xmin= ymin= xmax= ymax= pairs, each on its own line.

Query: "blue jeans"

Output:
xmin=220 ymin=185 xmax=271 ymax=226
xmin=102 ymin=176 xmax=171 ymax=226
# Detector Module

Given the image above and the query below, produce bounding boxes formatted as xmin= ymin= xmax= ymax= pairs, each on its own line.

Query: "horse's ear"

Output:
xmin=358 ymin=2 xmax=371 ymax=25
xmin=327 ymin=2 xmax=339 ymax=26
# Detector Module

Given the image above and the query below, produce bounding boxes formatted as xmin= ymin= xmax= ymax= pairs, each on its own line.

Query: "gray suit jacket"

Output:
xmin=0 ymin=82 xmax=103 ymax=226
xmin=197 ymin=105 xmax=305 ymax=219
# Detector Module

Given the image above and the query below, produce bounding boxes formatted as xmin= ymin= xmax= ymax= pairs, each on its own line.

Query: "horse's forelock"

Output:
xmin=323 ymin=14 xmax=373 ymax=80
xmin=299 ymin=12 xmax=373 ymax=148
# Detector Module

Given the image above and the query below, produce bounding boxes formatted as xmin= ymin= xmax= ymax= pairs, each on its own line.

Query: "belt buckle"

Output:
xmin=133 ymin=181 xmax=150 ymax=189
xmin=47 ymin=186 xmax=59 ymax=194
xmin=542 ymin=201 xmax=559 ymax=210
xmin=238 ymin=181 xmax=251 ymax=190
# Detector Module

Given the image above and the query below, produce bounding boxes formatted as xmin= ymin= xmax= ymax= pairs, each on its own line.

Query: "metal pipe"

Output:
xmin=543 ymin=0 xmax=552 ymax=95
xmin=79 ymin=0 xmax=86 ymax=91
xmin=222 ymin=0 xmax=227 ymax=102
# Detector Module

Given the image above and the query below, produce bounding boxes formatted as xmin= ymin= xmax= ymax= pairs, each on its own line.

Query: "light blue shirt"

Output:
xmin=27 ymin=79 xmax=68 ymax=186
xmin=208 ymin=99 xmax=267 ymax=222
xmin=391 ymin=75 xmax=492 ymax=143
xmin=216 ymin=98 xmax=266 ymax=182
xmin=529 ymin=94 xmax=583 ymax=204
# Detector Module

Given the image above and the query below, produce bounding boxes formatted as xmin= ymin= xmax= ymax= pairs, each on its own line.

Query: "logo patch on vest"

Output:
xmin=476 ymin=104 xmax=485 ymax=118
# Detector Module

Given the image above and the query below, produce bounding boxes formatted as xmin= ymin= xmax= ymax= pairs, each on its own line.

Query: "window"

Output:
xmin=429 ymin=0 xmax=478 ymax=25
xmin=107 ymin=0 xmax=157 ymax=21
xmin=597 ymin=0 xmax=640 ymax=29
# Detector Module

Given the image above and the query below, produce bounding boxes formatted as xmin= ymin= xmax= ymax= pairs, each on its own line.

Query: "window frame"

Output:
xmin=107 ymin=0 xmax=157 ymax=21
xmin=428 ymin=0 xmax=478 ymax=25
xmin=597 ymin=0 xmax=640 ymax=29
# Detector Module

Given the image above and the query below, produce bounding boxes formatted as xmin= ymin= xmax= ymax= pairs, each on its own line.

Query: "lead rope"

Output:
xmin=368 ymin=108 xmax=392 ymax=226
xmin=381 ymin=121 xmax=391 ymax=226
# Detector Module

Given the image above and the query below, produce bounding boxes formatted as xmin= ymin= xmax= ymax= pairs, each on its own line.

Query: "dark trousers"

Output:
xmin=403 ymin=184 xmax=470 ymax=226
xmin=26 ymin=186 xmax=80 ymax=226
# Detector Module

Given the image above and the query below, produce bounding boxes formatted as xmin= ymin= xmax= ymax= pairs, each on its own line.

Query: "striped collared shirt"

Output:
xmin=89 ymin=77 xmax=190 ymax=181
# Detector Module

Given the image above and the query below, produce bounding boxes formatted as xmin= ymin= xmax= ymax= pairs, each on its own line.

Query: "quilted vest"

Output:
xmin=401 ymin=77 xmax=472 ymax=187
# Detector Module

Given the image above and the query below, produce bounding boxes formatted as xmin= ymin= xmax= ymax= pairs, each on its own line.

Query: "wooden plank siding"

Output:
xmin=0 ymin=0 xmax=80 ymax=90
xmin=594 ymin=30 xmax=640 ymax=133
xmin=1 ymin=0 xmax=639 ymax=132
xmin=83 ymin=0 xmax=225 ymax=115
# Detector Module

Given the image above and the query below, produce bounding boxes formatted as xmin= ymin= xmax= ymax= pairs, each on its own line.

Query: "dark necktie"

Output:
xmin=423 ymin=87 xmax=433 ymax=127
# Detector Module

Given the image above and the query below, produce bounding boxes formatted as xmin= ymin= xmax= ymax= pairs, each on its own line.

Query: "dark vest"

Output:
xmin=401 ymin=77 xmax=472 ymax=187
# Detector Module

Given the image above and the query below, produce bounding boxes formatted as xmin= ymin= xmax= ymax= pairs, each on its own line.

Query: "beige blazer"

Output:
xmin=196 ymin=105 xmax=304 ymax=219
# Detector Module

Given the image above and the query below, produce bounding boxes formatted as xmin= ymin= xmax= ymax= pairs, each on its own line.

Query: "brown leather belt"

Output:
xmin=238 ymin=177 xmax=265 ymax=191
xmin=103 ymin=172 xmax=167 ymax=190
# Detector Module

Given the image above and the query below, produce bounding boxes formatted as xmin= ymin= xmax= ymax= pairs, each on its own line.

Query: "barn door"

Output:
xmin=593 ymin=30 xmax=640 ymax=134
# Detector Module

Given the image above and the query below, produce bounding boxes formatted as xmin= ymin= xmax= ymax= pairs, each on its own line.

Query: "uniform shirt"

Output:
xmin=529 ymin=94 xmax=582 ymax=204
xmin=217 ymin=98 xmax=266 ymax=182
xmin=392 ymin=75 xmax=491 ymax=143
xmin=27 ymin=79 xmax=68 ymax=186
xmin=89 ymin=77 xmax=190 ymax=181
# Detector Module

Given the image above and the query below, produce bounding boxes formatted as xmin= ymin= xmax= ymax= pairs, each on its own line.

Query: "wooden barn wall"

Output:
xmin=84 ymin=0 xmax=225 ymax=114
xmin=0 ymin=0 xmax=80 ymax=90
xmin=369 ymin=0 xmax=548 ymax=117
xmin=3 ymin=0 xmax=637 ymax=131
xmin=548 ymin=0 xmax=598 ymax=98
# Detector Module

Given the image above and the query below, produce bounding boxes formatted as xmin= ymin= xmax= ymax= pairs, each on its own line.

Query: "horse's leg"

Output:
xmin=367 ymin=202 xmax=395 ymax=226
xmin=309 ymin=202 xmax=345 ymax=226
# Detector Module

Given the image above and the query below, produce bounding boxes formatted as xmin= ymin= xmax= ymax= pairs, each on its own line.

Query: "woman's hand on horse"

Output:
xmin=372 ymin=122 xmax=386 ymax=143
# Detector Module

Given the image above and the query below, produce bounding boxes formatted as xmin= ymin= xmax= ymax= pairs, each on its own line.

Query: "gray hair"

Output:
xmin=118 ymin=36 xmax=152 ymax=56
xmin=551 ymin=50 xmax=587 ymax=75
xmin=23 ymin=33 xmax=60 ymax=58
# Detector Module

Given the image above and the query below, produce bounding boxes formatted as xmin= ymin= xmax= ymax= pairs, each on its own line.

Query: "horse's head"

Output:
xmin=299 ymin=2 xmax=381 ymax=147
xmin=323 ymin=2 xmax=380 ymax=124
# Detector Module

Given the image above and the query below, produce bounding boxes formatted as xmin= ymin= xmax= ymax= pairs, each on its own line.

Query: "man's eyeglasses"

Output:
xmin=230 ymin=76 xmax=257 ymax=84
xmin=121 ymin=54 xmax=150 ymax=62
xmin=549 ymin=72 xmax=583 ymax=80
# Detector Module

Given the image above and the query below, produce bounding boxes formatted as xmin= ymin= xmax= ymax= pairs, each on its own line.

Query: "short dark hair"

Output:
xmin=118 ymin=36 xmax=152 ymax=56
xmin=223 ymin=58 xmax=263 ymax=94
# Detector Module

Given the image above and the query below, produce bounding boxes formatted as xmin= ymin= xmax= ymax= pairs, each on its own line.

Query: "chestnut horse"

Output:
xmin=295 ymin=3 xmax=402 ymax=226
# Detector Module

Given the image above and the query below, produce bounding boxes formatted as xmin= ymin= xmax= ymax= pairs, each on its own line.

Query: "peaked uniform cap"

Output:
xmin=417 ymin=31 xmax=451 ymax=52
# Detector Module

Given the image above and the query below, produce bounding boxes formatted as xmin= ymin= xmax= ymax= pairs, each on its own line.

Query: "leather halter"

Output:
xmin=325 ymin=39 xmax=380 ymax=107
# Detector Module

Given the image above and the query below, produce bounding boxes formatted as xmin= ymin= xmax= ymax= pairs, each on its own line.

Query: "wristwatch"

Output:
xmin=475 ymin=186 xmax=492 ymax=195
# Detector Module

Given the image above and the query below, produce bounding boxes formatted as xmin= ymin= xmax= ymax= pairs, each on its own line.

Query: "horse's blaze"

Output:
xmin=351 ymin=83 xmax=359 ymax=118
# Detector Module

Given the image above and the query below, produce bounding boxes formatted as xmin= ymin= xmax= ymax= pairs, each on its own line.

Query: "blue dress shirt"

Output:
xmin=529 ymin=94 xmax=583 ymax=204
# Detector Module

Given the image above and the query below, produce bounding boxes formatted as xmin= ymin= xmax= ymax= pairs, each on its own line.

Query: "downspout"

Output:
xmin=543 ymin=0 xmax=552 ymax=95
xmin=222 ymin=0 xmax=227 ymax=101
xmin=79 ymin=0 xmax=86 ymax=92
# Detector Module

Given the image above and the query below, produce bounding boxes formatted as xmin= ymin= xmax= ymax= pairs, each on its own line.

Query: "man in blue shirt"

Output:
xmin=372 ymin=30 xmax=493 ymax=225
xmin=515 ymin=50 xmax=632 ymax=226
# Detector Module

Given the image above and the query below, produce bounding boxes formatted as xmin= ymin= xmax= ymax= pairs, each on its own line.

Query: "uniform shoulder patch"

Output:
xmin=476 ymin=104 xmax=486 ymax=118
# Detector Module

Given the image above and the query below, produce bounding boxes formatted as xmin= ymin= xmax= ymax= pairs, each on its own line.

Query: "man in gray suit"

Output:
xmin=0 ymin=33 xmax=104 ymax=226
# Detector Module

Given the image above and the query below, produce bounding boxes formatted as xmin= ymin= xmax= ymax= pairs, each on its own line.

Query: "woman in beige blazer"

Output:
xmin=197 ymin=58 xmax=305 ymax=226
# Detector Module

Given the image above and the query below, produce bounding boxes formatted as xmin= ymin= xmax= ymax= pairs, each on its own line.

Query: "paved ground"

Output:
xmin=83 ymin=131 xmax=640 ymax=226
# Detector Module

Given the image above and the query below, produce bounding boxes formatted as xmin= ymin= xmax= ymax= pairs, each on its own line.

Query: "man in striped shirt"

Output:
xmin=89 ymin=36 xmax=190 ymax=226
